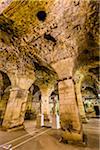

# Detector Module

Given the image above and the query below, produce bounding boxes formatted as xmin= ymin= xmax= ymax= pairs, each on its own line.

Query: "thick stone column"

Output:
xmin=2 ymin=74 xmax=35 ymax=129
xmin=2 ymin=88 xmax=29 ymax=129
xmin=58 ymin=79 xmax=83 ymax=141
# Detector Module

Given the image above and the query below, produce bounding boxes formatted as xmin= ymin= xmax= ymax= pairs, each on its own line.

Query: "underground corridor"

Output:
xmin=0 ymin=0 xmax=99 ymax=150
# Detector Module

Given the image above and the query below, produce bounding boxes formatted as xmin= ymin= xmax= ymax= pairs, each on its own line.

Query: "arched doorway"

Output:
xmin=0 ymin=71 xmax=11 ymax=126
xmin=24 ymin=84 xmax=41 ymax=132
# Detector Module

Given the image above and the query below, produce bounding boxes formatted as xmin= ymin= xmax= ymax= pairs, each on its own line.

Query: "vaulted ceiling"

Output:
xmin=0 ymin=0 xmax=99 ymax=86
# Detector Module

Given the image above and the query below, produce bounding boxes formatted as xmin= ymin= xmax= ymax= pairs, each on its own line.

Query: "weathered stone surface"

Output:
xmin=0 ymin=0 xmax=99 ymax=65
xmin=58 ymin=79 xmax=83 ymax=140
xmin=0 ymin=0 xmax=99 ymax=141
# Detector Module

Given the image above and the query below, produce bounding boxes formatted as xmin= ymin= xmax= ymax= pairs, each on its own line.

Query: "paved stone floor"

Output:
xmin=24 ymin=120 xmax=37 ymax=134
xmin=0 ymin=118 xmax=99 ymax=150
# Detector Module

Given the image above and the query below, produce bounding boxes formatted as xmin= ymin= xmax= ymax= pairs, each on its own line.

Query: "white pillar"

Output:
xmin=56 ymin=114 xmax=60 ymax=129
xmin=40 ymin=86 xmax=54 ymax=127
xmin=41 ymin=114 xmax=44 ymax=126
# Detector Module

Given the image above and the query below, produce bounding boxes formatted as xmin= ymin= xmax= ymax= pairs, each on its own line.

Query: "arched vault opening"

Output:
xmin=81 ymin=75 xmax=99 ymax=118
xmin=24 ymin=84 xmax=41 ymax=131
xmin=33 ymin=61 xmax=59 ymax=129
xmin=0 ymin=71 xmax=11 ymax=126
xmin=23 ymin=58 xmax=59 ymax=130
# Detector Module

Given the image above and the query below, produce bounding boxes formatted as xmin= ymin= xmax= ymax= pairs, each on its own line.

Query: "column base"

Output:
xmin=2 ymin=117 xmax=24 ymax=129
xmin=61 ymin=130 xmax=83 ymax=141
xmin=2 ymin=122 xmax=23 ymax=130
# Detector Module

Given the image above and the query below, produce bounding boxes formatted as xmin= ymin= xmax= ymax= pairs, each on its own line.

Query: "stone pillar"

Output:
xmin=40 ymin=88 xmax=51 ymax=127
xmin=41 ymin=90 xmax=50 ymax=116
xmin=1 ymin=66 xmax=36 ymax=129
xmin=58 ymin=79 xmax=83 ymax=141
xmin=75 ymin=85 xmax=88 ymax=123
xmin=51 ymin=96 xmax=60 ymax=129
xmin=2 ymin=88 xmax=29 ymax=129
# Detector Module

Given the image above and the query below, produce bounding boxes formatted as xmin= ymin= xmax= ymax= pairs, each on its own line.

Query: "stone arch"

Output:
xmin=73 ymin=47 xmax=99 ymax=76
xmin=74 ymin=66 xmax=99 ymax=121
xmin=24 ymin=84 xmax=42 ymax=131
xmin=0 ymin=70 xmax=11 ymax=126
xmin=72 ymin=46 xmax=99 ymax=122
xmin=30 ymin=59 xmax=60 ymax=128
xmin=25 ymin=84 xmax=41 ymax=119
xmin=80 ymin=74 xmax=99 ymax=118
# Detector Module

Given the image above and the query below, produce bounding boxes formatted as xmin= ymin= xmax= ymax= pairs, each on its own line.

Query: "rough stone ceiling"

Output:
xmin=0 ymin=0 xmax=99 ymax=82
